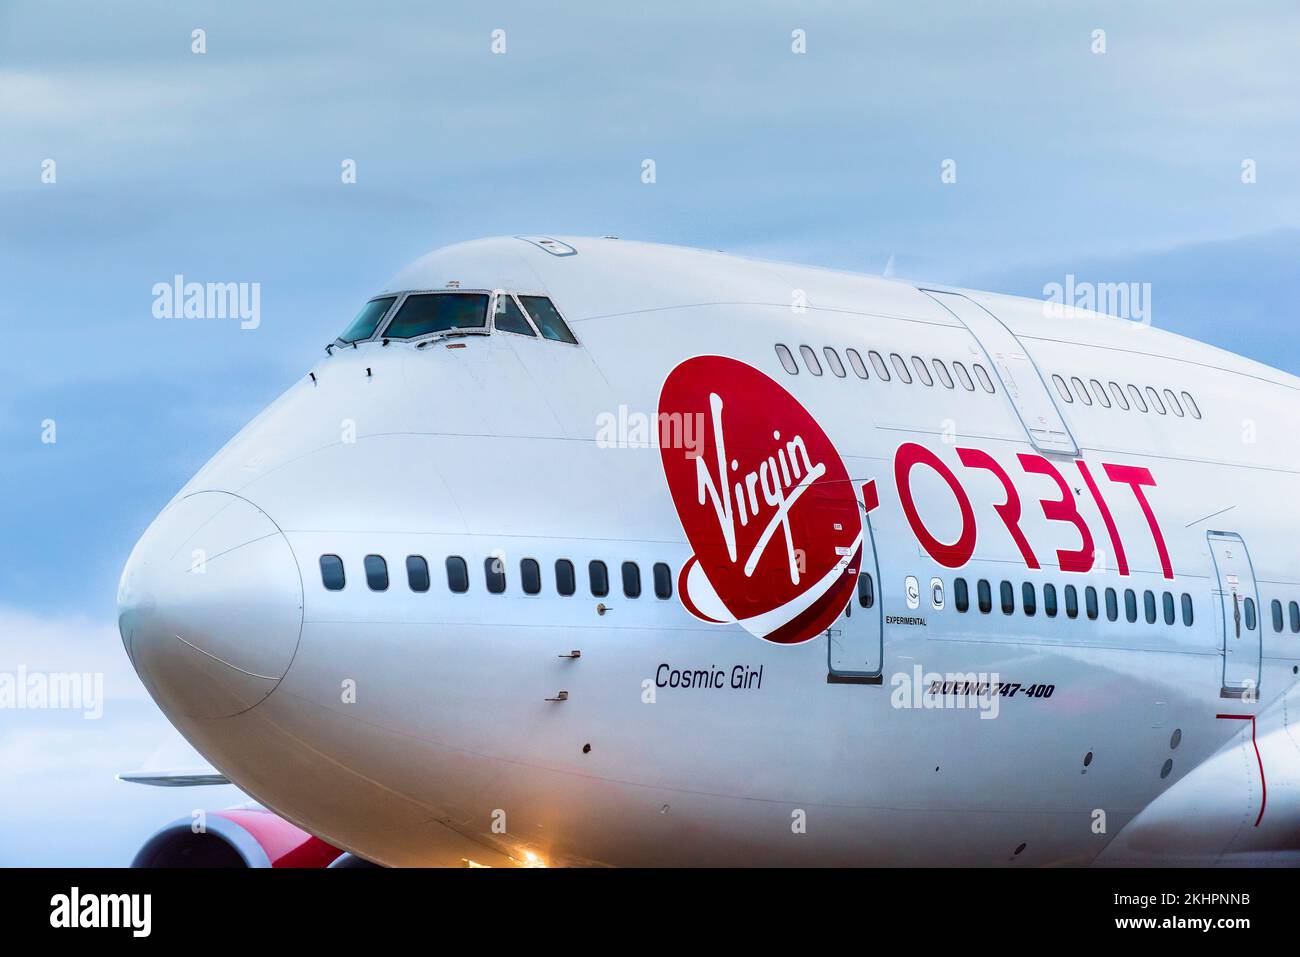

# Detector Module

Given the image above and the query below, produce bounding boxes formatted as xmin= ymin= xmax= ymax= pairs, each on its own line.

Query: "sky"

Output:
xmin=1 ymin=1 xmax=1298 ymax=865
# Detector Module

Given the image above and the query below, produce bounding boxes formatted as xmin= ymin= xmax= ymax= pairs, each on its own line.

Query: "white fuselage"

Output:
xmin=117 ymin=237 xmax=1300 ymax=866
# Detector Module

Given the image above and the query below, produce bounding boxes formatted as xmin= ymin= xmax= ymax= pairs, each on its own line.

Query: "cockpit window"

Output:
xmin=339 ymin=297 xmax=396 ymax=343
xmin=383 ymin=293 xmax=489 ymax=340
xmin=494 ymin=294 xmax=537 ymax=336
xmin=519 ymin=296 xmax=577 ymax=344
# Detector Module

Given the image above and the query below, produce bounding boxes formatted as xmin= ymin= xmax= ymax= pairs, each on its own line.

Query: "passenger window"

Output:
xmin=1085 ymin=586 xmax=1099 ymax=620
xmin=858 ymin=572 xmax=875 ymax=609
xmin=775 ymin=344 xmax=799 ymax=375
xmin=954 ymin=578 xmax=969 ymax=612
xmin=1182 ymin=593 xmax=1194 ymax=627
xmin=1071 ymin=377 xmax=1093 ymax=406
xmin=1106 ymin=587 xmax=1119 ymax=622
xmin=521 ymin=558 xmax=541 ymax=595
xmin=589 ymin=560 xmax=609 ymax=597
xmin=1022 ymin=582 xmax=1036 ymax=616
xmin=406 ymin=555 xmax=430 ymax=592
xmin=953 ymin=362 xmax=975 ymax=391
xmin=1163 ymin=592 xmax=1176 ymax=626
xmin=518 ymin=296 xmax=578 ymax=344
xmin=973 ymin=364 xmax=996 ymax=393
xmin=622 ymin=562 xmax=641 ymax=598
xmin=1044 ymin=583 xmax=1058 ymax=618
xmin=869 ymin=350 xmax=891 ymax=380
xmin=1272 ymin=599 xmax=1284 ymax=633
xmin=1290 ymin=601 xmax=1300 ymax=634
xmin=890 ymin=353 xmax=913 ymax=384
xmin=484 ymin=556 xmax=506 ymax=594
xmin=1181 ymin=392 xmax=1202 ymax=419
xmin=977 ymin=579 xmax=992 ymax=614
xmin=1125 ymin=589 xmax=1138 ymax=623
xmin=653 ymin=562 xmax=673 ymax=599
xmin=1065 ymin=585 xmax=1078 ymax=619
xmin=932 ymin=359 xmax=955 ymax=389
xmin=800 ymin=345 xmax=823 ymax=376
xmin=912 ymin=356 xmax=934 ymax=386
xmin=319 ymin=554 xmax=345 ymax=591
xmin=1109 ymin=382 xmax=1130 ymax=410
xmin=384 ymin=293 xmax=489 ymax=339
xmin=1090 ymin=379 xmax=1111 ymax=408
xmin=365 ymin=554 xmax=389 ymax=591
xmin=823 ymin=347 xmax=847 ymax=378
xmin=339 ymin=297 xmax=397 ymax=343
xmin=1244 ymin=597 xmax=1257 ymax=632
xmin=555 ymin=559 xmax=576 ymax=597
xmin=1144 ymin=590 xmax=1157 ymax=625
xmin=493 ymin=294 xmax=536 ymax=336
xmin=1052 ymin=374 xmax=1073 ymax=403
xmin=1000 ymin=581 xmax=1014 ymax=615
xmin=446 ymin=556 xmax=469 ymax=593
xmin=1127 ymin=384 xmax=1148 ymax=412
xmin=1163 ymin=389 xmax=1184 ymax=417
xmin=1145 ymin=386 xmax=1166 ymax=414
xmin=846 ymin=348 xmax=870 ymax=379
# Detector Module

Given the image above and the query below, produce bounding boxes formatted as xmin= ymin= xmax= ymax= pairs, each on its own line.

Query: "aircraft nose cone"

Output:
xmin=117 ymin=491 xmax=304 ymax=719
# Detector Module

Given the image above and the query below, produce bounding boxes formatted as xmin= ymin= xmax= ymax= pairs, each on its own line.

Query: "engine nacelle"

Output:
xmin=132 ymin=808 xmax=342 ymax=867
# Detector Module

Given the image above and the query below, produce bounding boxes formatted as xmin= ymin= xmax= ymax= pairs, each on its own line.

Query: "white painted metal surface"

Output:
xmin=117 ymin=237 xmax=1300 ymax=866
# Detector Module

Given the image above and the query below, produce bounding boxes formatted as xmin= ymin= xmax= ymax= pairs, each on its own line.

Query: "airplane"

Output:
xmin=116 ymin=235 xmax=1300 ymax=867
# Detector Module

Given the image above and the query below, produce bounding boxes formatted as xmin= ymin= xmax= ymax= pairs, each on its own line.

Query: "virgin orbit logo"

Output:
xmin=658 ymin=355 xmax=864 ymax=645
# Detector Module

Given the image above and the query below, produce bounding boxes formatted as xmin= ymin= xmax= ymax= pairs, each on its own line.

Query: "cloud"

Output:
xmin=0 ymin=606 xmax=241 ymax=866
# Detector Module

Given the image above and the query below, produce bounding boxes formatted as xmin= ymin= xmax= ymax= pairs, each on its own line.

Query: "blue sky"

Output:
xmin=2 ymin=1 xmax=1298 ymax=864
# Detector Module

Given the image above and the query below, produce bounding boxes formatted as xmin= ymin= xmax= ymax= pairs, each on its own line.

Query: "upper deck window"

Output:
xmin=800 ymin=345 xmax=823 ymax=376
xmin=869 ymin=351 xmax=891 ymax=380
xmin=890 ymin=353 xmax=913 ymax=384
xmin=932 ymin=360 xmax=954 ymax=389
xmin=775 ymin=344 xmax=799 ymax=374
xmin=846 ymin=349 xmax=869 ymax=379
xmin=339 ymin=297 xmax=397 ymax=343
xmin=383 ymin=293 xmax=489 ymax=340
xmin=911 ymin=356 xmax=934 ymax=386
xmin=519 ymin=296 xmax=578 ymax=344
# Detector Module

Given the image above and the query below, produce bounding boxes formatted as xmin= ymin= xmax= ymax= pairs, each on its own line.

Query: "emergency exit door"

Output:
xmin=1208 ymin=531 xmax=1262 ymax=698
xmin=828 ymin=515 xmax=883 ymax=680
xmin=921 ymin=290 xmax=1079 ymax=457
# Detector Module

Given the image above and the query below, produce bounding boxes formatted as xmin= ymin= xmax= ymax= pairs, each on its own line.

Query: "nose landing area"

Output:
xmin=118 ymin=491 xmax=304 ymax=719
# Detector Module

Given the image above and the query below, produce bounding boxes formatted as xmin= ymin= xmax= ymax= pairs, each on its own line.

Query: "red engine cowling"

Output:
xmin=131 ymin=808 xmax=343 ymax=867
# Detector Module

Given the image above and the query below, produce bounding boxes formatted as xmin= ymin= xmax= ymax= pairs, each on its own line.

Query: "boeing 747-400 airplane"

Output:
xmin=117 ymin=236 xmax=1300 ymax=867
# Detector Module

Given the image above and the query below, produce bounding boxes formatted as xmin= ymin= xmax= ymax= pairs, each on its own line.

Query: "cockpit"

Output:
xmin=333 ymin=290 xmax=578 ymax=348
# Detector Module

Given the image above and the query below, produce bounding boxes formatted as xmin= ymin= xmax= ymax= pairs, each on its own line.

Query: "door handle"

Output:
xmin=1232 ymin=591 xmax=1241 ymax=639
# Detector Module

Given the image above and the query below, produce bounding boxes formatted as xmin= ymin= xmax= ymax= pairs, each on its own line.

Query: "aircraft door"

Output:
xmin=828 ymin=514 xmax=883 ymax=679
xmin=1208 ymin=531 xmax=1262 ymax=699
xmin=920 ymin=290 xmax=1079 ymax=457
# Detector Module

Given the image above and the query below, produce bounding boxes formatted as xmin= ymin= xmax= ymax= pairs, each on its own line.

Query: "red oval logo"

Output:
xmin=658 ymin=355 xmax=862 ymax=644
